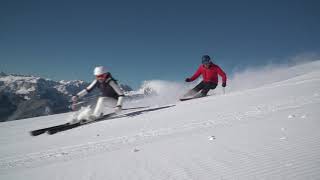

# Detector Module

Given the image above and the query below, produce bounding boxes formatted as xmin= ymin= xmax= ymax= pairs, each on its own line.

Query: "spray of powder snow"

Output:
xmin=124 ymin=79 xmax=227 ymax=107
xmin=228 ymin=57 xmax=320 ymax=92
xmin=67 ymin=106 xmax=92 ymax=123
xmin=124 ymin=80 xmax=187 ymax=106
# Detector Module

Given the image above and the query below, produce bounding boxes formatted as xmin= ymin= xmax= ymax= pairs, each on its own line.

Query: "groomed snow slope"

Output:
xmin=0 ymin=61 xmax=320 ymax=180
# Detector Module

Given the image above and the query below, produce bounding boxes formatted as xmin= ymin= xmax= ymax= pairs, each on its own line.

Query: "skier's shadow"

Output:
xmin=97 ymin=105 xmax=175 ymax=122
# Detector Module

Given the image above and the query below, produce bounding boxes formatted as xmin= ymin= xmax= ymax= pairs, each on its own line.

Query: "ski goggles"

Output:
xmin=96 ymin=74 xmax=105 ymax=79
xmin=202 ymin=59 xmax=211 ymax=65
xmin=202 ymin=61 xmax=211 ymax=65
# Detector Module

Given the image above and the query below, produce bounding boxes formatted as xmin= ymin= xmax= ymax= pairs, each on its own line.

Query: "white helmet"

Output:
xmin=93 ymin=66 xmax=107 ymax=76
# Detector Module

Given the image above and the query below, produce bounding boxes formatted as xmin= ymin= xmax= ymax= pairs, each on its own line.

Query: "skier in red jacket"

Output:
xmin=183 ymin=55 xmax=227 ymax=98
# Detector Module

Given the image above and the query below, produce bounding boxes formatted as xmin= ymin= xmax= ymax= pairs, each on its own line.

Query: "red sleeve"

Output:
xmin=217 ymin=66 xmax=227 ymax=83
xmin=189 ymin=66 xmax=202 ymax=81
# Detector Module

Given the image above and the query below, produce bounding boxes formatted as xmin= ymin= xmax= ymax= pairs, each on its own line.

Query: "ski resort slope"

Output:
xmin=1 ymin=61 xmax=320 ymax=180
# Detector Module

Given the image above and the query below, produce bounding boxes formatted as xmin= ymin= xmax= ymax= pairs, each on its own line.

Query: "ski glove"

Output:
xmin=71 ymin=95 xmax=78 ymax=102
xmin=185 ymin=78 xmax=192 ymax=82
xmin=222 ymin=82 xmax=226 ymax=87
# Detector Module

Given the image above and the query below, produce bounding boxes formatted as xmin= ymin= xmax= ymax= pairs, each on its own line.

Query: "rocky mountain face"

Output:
xmin=0 ymin=73 xmax=132 ymax=122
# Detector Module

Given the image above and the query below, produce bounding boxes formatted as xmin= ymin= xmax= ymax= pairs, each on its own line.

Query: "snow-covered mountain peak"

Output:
xmin=59 ymin=80 xmax=86 ymax=86
xmin=0 ymin=73 xmax=89 ymax=95
xmin=0 ymin=73 xmax=90 ymax=121
xmin=0 ymin=74 xmax=40 ymax=84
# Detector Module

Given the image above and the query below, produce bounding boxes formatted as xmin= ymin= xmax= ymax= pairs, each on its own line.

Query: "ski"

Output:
xmin=30 ymin=123 xmax=70 ymax=136
xmin=47 ymin=112 xmax=118 ymax=134
xmin=30 ymin=113 xmax=116 ymax=136
xmin=47 ymin=122 xmax=82 ymax=135
xmin=180 ymin=95 xmax=210 ymax=101
xmin=30 ymin=106 xmax=150 ymax=136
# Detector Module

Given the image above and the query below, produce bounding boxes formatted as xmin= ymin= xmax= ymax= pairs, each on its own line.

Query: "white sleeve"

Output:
xmin=77 ymin=89 xmax=87 ymax=98
xmin=109 ymin=80 xmax=124 ymax=96
xmin=86 ymin=80 xmax=98 ymax=93
xmin=77 ymin=80 xmax=97 ymax=98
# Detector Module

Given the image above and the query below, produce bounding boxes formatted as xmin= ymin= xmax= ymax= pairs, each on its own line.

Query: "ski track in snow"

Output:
xmin=0 ymin=84 xmax=319 ymax=173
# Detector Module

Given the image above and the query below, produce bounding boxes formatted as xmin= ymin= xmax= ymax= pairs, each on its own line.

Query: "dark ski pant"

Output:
xmin=185 ymin=81 xmax=217 ymax=97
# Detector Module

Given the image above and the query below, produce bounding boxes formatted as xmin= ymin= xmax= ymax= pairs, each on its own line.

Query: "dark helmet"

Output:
xmin=201 ymin=55 xmax=211 ymax=65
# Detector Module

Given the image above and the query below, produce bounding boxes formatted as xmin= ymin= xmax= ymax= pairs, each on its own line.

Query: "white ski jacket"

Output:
xmin=76 ymin=75 xmax=124 ymax=107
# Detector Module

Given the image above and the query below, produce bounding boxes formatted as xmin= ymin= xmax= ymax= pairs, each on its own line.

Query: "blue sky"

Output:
xmin=1 ymin=0 xmax=319 ymax=88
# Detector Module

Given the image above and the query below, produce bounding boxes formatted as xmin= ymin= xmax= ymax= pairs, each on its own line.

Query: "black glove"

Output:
xmin=185 ymin=78 xmax=191 ymax=82
xmin=222 ymin=82 xmax=226 ymax=87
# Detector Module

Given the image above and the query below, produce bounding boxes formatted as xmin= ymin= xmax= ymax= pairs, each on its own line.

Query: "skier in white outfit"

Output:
xmin=71 ymin=66 xmax=124 ymax=121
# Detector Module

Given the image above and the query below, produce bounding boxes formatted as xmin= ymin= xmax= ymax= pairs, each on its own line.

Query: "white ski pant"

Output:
xmin=93 ymin=97 xmax=117 ymax=117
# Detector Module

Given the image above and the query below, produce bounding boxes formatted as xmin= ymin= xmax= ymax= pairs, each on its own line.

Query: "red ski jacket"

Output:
xmin=189 ymin=63 xmax=227 ymax=84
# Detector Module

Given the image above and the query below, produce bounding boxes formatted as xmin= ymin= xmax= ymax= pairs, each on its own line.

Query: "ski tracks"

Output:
xmin=0 ymin=92 xmax=319 ymax=173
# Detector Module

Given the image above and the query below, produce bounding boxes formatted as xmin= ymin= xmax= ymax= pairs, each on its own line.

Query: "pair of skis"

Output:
xmin=179 ymin=87 xmax=225 ymax=101
xmin=30 ymin=106 xmax=149 ymax=136
xmin=30 ymin=113 xmax=115 ymax=136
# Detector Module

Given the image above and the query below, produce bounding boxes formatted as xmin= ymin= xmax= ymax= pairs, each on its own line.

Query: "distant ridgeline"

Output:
xmin=0 ymin=72 xmax=132 ymax=122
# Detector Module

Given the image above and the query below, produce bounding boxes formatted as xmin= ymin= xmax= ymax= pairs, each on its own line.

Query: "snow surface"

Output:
xmin=0 ymin=61 xmax=320 ymax=180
